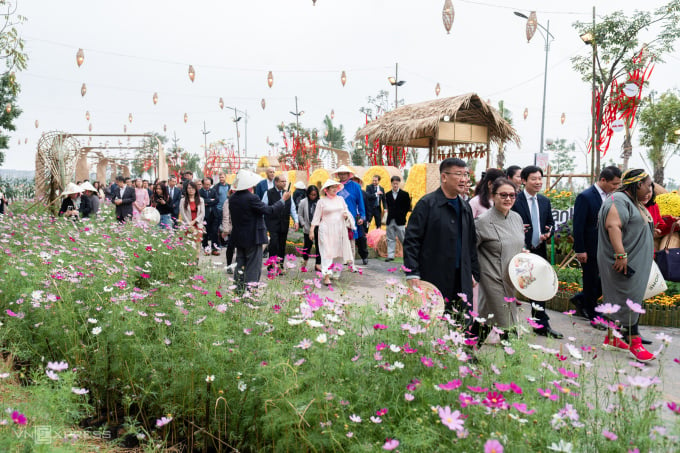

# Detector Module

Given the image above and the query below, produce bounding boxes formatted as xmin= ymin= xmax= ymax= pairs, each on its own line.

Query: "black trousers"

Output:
xmin=528 ymin=247 xmax=551 ymax=328
xmin=235 ymin=245 xmax=263 ymax=294
xmin=574 ymin=258 xmax=601 ymax=320
xmin=268 ymin=229 xmax=289 ymax=265
xmin=225 ymin=236 xmax=236 ymax=266
xmin=356 ymin=235 xmax=368 ymax=260
xmin=302 ymin=226 xmax=321 ymax=265
xmin=202 ymin=212 xmax=220 ymax=250
xmin=367 ymin=206 xmax=382 ymax=229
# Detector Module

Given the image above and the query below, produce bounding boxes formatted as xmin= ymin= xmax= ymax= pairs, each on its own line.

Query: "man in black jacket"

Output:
xmin=200 ymin=176 xmax=220 ymax=255
xmin=167 ymin=176 xmax=182 ymax=226
xmin=112 ymin=175 xmax=136 ymax=223
xmin=366 ymin=175 xmax=385 ymax=229
xmin=263 ymin=174 xmax=299 ymax=273
xmin=403 ymin=158 xmax=480 ymax=317
xmin=384 ymin=175 xmax=411 ymax=262
xmin=229 ymin=170 xmax=288 ymax=294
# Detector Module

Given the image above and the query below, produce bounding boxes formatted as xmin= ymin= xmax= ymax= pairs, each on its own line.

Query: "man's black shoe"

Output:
xmin=534 ymin=327 xmax=564 ymax=339
xmin=362 ymin=258 xmax=368 ymax=265
xmin=385 ymin=257 xmax=394 ymax=262
xmin=569 ymin=295 xmax=588 ymax=319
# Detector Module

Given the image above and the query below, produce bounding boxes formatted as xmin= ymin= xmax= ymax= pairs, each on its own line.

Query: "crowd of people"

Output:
xmin=51 ymin=161 xmax=658 ymax=363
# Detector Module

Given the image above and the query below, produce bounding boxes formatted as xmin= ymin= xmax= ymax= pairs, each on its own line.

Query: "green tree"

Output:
xmin=131 ymin=132 xmax=167 ymax=176
xmin=547 ymin=138 xmax=576 ymax=174
xmin=166 ymin=134 xmax=202 ymax=179
xmin=571 ymin=1 xmax=680 ymax=173
xmin=638 ymin=90 xmax=680 ymax=185
xmin=0 ymin=72 xmax=21 ymax=166
xmin=359 ymin=90 xmax=390 ymax=121
xmin=0 ymin=2 xmax=28 ymax=76
xmin=495 ymin=100 xmax=513 ymax=169
xmin=321 ymin=115 xmax=345 ymax=150
xmin=276 ymin=122 xmax=319 ymax=169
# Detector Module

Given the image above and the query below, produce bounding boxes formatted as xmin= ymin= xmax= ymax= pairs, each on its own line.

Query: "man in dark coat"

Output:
xmin=263 ymin=174 xmax=299 ymax=273
xmin=403 ymin=158 xmax=480 ymax=318
xmin=511 ymin=165 xmax=562 ymax=339
xmin=384 ymin=175 xmax=411 ymax=261
xmin=200 ymin=176 xmax=220 ymax=255
xmin=167 ymin=176 xmax=182 ymax=225
xmin=229 ymin=170 xmax=288 ymax=294
xmin=365 ymin=175 xmax=385 ymax=229
xmin=571 ymin=166 xmax=622 ymax=328
xmin=112 ymin=175 xmax=136 ymax=223
xmin=255 ymin=167 xmax=276 ymax=200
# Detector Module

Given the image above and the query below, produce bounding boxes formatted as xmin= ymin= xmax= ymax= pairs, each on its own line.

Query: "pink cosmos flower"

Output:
xmin=484 ymin=439 xmax=504 ymax=453
xmin=156 ymin=416 xmax=173 ymax=428
xmin=537 ymin=388 xmax=558 ymax=401
xmin=482 ymin=391 xmax=506 ymax=409
xmin=376 ymin=342 xmax=387 ymax=351
xmin=11 ymin=411 xmax=27 ymax=425
xmin=349 ymin=414 xmax=362 ymax=423
xmin=404 ymin=393 xmax=414 ymax=401
xmin=626 ymin=299 xmax=645 ymax=314
xmin=602 ymin=429 xmax=617 ymax=441
xmin=295 ymin=338 xmax=312 ymax=349
xmin=494 ymin=382 xmax=511 ymax=392
xmin=527 ymin=317 xmax=544 ymax=329
xmin=667 ymin=402 xmax=680 ymax=414
xmin=558 ymin=367 xmax=578 ymax=379
xmin=383 ymin=439 xmax=399 ymax=450
xmin=417 ymin=309 xmax=430 ymax=320
xmin=459 ymin=392 xmax=479 ymax=408
xmin=370 ymin=416 xmax=382 ymax=424
xmin=421 ymin=356 xmax=434 ymax=367
xmin=438 ymin=379 xmax=462 ymax=391
xmin=511 ymin=403 xmax=535 ymax=415
xmin=595 ymin=303 xmax=620 ymax=314
xmin=467 ymin=386 xmax=489 ymax=393
xmin=510 ymin=382 xmax=523 ymax=394
xmin=406 ymin=378 xmax=421 ymax=391
xmin=438 ymin=406 xmax=465 ymax=432
xmin=373 ymin=324 xmax=388 ymax=330
xmin=376 ymin=408 xmax=388 ymax=417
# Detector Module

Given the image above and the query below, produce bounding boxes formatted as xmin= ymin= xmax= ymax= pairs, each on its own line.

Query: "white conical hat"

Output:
xmin=330 ymin=165 xmax=354 ymax=175
xmin=294 ymin=181 xmax=306 ymax=190
xmin=140 ymin=207 xmax=161 ymax=224
xmin=232 ymin=170 xmax=262 ymax=191
xmin=61 ymin=182 xmax=84 ymax=196
xmin=79 ymin=181 xmax=97 ymax=192
xmin=321 ymin=178 xmax=343 ymax=191
xmin=508 ymin=252 xmax=558 ymax=301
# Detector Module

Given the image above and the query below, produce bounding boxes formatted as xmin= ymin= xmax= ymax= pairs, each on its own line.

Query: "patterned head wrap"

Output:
xmin=621 ymin=170 xmax=648 ymax=186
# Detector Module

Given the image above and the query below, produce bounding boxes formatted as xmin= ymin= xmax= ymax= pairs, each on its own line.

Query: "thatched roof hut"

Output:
xmin=355 ymin=93 xmax=520 ymax=165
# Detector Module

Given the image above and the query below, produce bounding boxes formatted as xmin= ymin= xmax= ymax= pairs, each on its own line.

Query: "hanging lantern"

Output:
xmin=4 ymin=103 xmax=10 ymax=114
xmin=24 ymin=138 xmax=27 ymax=144
xmin=623 ymin=83 xmax=639 ymax=97
xmin=81 ymin=83 xmax=87 ymax=97
xmin=219 ymin=97 xmax=224 ymax=109
xmin=88 ymin=123 xmax=92 ymax=132
xmin=266 ymin=136 xmax=269 ymax=143
xmin=188 ymin=65 xmax=195 ymax=82
xmin=442 ymin=0 xmax=454 ymax=34
xmin=523 ymin=108 xmax=528 ymax=120
xmin=341 ymin=70 xmax=347 ymax=87
xmin=526 ymin=12 xmax=538 ymax=42
xmin=435 ymin=83 xmax=441 ymax=97
xmin=267 ymin=71 xmax=274 ymax=88
xmin=85 ymin=111 xmax=90 ymax=121
xmin=330 ymin=109 xmax=335 ymax=120
xmin=128 ymin=113 xmax=133 ymax=123
xmin=34 ymin=120 xmax=39 ymax=128
xmin=153 ymin=92 xmax=159 ymax=105
xmin=560 ymin=112 xmax=566 ymax=125
xmin=163 ymin=124 xmax=167 ymax=132
xmin=76 ymin=48 xmax=84 ymax=67
xmin=17 ymin=138 xmax=20 ymax=145
xmin=261 ymin=98 xmax=266 ymax=110
xmin=184 ymin=113 xmax=188 ymax=123
xmin=312 ymin=0 xmax=317 ymax=4
xmin=124 ymin=124 xmax=127 ymax=133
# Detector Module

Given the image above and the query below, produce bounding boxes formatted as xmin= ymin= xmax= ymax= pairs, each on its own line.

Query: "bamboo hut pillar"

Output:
xmin=75 ymin=150 xmax=90 ymax=182
xmin=96 ymin=158 xmax=108 ymax=183
xmin=486 ymin=139 xmax=491 ymax=169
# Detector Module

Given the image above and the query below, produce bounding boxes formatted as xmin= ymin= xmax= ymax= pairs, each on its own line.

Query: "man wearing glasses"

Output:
xmin=403 ymin=158 xmax=480 ymax=318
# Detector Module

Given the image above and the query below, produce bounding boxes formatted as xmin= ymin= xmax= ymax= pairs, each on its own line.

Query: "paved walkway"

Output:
xmin=203 ymin=252 xmax=680 ymax=403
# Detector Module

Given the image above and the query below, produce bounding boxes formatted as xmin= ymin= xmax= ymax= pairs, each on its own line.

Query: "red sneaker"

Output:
xmin=629 ymin=337 xmax=655 ymax=362
xmin=603 ymin=335 xmax=629 ymax=351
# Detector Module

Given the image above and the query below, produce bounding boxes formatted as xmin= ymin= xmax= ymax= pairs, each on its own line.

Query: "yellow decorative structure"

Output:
xmin=308 ymin=168 xmax=329 ymax=189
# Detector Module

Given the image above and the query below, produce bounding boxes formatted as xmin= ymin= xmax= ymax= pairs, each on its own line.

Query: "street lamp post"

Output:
xmin=289 ymin=96 xmax=304 ymax=137
xmin=514 ymin=11 xmax=554 ymax=155
xmin=388 ymin=62 xmax=406 ymax=110
xmin=201 ymin=121 xmax=210 ymax=161
xmin=224 ymin=106 xmax=246 ymax=157
xmin=580 ymin=7 xmax=598 ymax=182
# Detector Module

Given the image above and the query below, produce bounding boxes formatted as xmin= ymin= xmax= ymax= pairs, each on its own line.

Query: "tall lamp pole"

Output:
xmin=388 ymin=62 xmax=406 ymax=110
xmin=289 ymin=96 xmax=304 ymax=137
xmin=580 ymin=7 xmax=598 ymax=182
xmin=201 ymin=121 xmax=210 ymax=161
xmin=225 ymin=106 xmax=245 ymax=157
xmin=514 ymin=12 xmax=554 ymax=154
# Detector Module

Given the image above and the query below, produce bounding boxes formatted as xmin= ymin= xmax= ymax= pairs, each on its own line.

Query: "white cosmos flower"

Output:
xmin=316 ymin=333 xmax=327 ymax=344
xmin=92 ymin=327 xmax=102 ymax=335
xmin=390 ymin=344 xmax=401 ymax=353
xmin=87 ymin=318 xmax=98 ymax=324
xmin=306 ymin=320 xmax=324 ymax=328
xmin=287 ymin=318 xmax=305 ymax=326
xmin=71 ymin=387 xmax=89 ymax=395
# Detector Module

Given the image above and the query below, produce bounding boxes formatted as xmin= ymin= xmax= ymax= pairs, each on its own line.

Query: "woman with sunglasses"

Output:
xmin=469 ymin=178 xmax=525 ymax=346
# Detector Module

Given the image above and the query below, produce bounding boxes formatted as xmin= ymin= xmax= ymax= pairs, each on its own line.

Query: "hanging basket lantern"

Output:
xmin=523 ymin=108 xmax=528 ymax=120
xmin=17 ymin=138 xmax=20 ymax=145
xmin=341 ymin=70 xmax=347 ymax=87
xmin=24 ymin=138 xmax=27 ymax=144
xmin=4 ymin=103 xmax=10 ymax=114
xmin=88 ymin=123 xmax=92 ymax=132
xmin=81 ymin=83 xmax=87 ymax=97
xmin=123 ymin=124 xmax=127 ymax=133
xmin=85 ymin=111 xmax=90 ymax=121
xmin=261 ymin=98 xmax=266 ymax=110
xmin=76 ymin=48 xmax=84 ymax=67
xmin=219 ymin=97 xmax=224 ymax=109
xmin=442 ymin=0 xmax=454 ymax=34
xmin=163 ymin=124 xmax=167 ymax=132
xmin=34 ymin=120 xmax=39 ymax=128
xmin=330 ymin=109 xmax=335 ymax=120
xmin=435 ymin=83 xmax=441 ymax=97
xmin=188 ymin=65 xmax=196 ymax=82
xmin=153 ymin=92 xmax=159 ymax=105
xmin=128 ymin=113 xmax=133 ymax=123
xmin=526 ymin=11 xmax=538 ymax=42
xmin=267 ymin=71 xmax=274 ymax=88
xmin=560 ymin=112 xmax=566 ymax=125
xmin=184 ymin=113 xmax=188 ymax=123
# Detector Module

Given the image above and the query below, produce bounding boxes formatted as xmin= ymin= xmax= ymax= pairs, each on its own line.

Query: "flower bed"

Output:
xmin=1 ymin=206 xmax=679 ymax=452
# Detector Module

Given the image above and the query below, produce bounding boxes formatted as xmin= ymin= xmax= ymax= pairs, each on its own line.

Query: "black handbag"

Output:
xmin=654 ymin=228 xmax=680 ymax=282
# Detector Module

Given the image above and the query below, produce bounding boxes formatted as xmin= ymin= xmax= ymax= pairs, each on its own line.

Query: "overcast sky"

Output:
xmin=3 ymin=0 xmax=680 ymax=180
